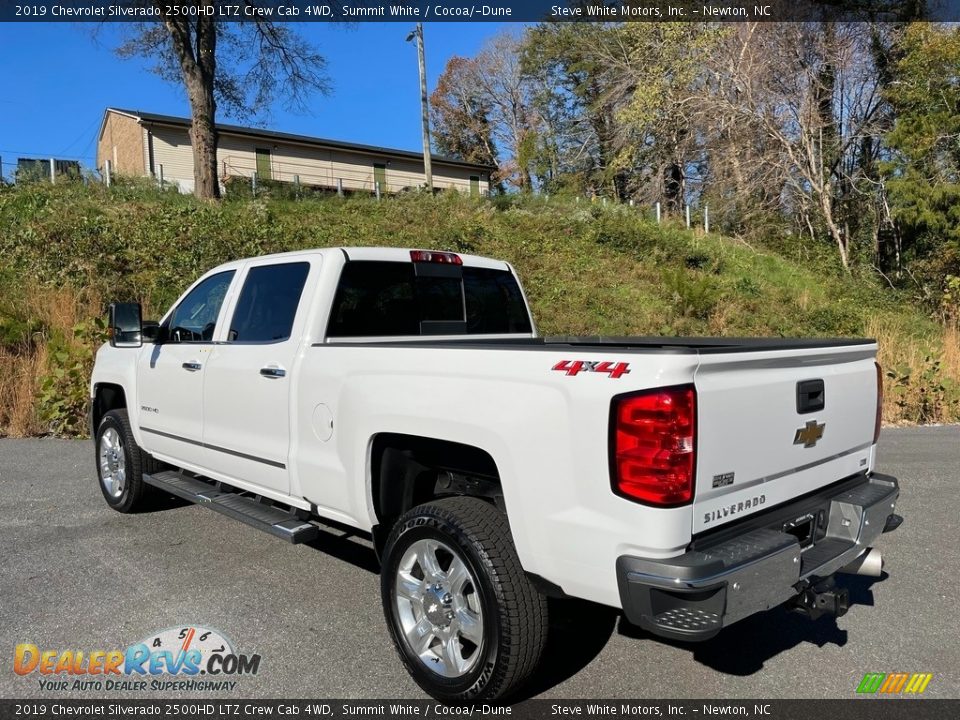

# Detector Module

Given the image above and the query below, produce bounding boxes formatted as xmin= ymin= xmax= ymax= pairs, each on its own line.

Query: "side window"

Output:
xmin=228 ymin=262 xmax=310 ymax=343
xmin=327 ymin=262 xmax=418 ymax=337
xmin=167 ymin=271 xmax=235 ymax=343
xmin=464 ymin=267 xmax=532 ymax=334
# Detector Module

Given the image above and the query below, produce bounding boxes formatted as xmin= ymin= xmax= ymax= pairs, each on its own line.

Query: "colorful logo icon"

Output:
xmin=857 ymin=673 xmax=933 ymax=695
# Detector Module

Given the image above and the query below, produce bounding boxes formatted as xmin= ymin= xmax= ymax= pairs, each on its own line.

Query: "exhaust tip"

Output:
xmin=839 ymin=548 xmax=884 ymax=577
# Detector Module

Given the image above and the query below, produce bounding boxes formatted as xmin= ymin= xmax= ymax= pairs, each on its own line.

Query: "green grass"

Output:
xmin=0 ymin=180 xmax=956 ymax=436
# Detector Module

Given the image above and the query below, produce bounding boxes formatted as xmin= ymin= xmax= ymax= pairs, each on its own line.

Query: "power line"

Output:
xmin=57 ymin=115 xmax=102 ymax=157
xmin=0 ymin=148 xmax=96 ymax=162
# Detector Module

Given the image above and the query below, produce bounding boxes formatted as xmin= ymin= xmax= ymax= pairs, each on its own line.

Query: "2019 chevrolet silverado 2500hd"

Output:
xmin=90 ymin=247 xmax=901 ymax=700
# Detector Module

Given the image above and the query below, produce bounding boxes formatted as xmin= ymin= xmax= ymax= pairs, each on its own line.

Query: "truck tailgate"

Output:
xmin=692 ymin=343 xmax=878 ymax=533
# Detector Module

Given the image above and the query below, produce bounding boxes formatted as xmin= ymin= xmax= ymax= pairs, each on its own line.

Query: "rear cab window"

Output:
xmin=327 ymin=260 xmax=532 ymax=338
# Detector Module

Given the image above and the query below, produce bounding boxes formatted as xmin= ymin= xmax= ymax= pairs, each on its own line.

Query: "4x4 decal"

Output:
xmin=551 ymin=360 xmax=631 ymax=379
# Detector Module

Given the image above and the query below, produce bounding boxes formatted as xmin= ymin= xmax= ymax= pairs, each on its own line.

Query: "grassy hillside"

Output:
xmin=1 ymin=181 xmax=956 ymax=437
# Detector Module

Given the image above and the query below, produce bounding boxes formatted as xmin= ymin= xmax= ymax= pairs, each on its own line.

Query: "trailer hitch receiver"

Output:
xmin=790 ymin=578 xmax=850 ymax=620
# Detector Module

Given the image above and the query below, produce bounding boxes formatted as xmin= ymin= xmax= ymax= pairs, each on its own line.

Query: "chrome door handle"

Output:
xmin=182 ymin=361 xmax=202 ymax=371
xmin=260 ymin=366 xmax=286 ymax=378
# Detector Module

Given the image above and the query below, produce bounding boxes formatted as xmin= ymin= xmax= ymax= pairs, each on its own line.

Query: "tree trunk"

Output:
xmin=164 ymin=18 xmax=220 ymax=200
xmin=820 ymin=191 xmax=849 ymax=270
xmin=664 ymin=162 xmax=684 ymax=214
xmin=186 ymin=81 xmax=219 ymax=200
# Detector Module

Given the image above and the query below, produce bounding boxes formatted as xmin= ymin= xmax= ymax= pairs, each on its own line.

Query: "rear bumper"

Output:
xmin=616 ymin=472 xmax=899 ymax=641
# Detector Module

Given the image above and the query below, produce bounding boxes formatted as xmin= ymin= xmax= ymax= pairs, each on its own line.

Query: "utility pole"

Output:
xmin=407 ymin=23 xmax=433 ymax=193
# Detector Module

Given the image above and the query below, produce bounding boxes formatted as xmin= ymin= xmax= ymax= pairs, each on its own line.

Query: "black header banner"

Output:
xmin=2 ymin=0 xmax=960 ymax=22
xmin=1 ymin=700 xmax=959 ymax=720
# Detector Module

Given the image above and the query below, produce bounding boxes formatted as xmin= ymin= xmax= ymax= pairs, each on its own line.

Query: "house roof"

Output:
xmin=105 ymin=108 xmax=496 ymax=172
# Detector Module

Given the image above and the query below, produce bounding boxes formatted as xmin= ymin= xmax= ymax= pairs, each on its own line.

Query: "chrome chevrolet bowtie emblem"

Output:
xmin=794 ymin=420 xmax=825 ymax=448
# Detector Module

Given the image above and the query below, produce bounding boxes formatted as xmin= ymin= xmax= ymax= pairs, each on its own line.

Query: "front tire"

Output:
xmin=380 ymin=496 xmax=548 ymax=701
xmin=95 ymin=409 xmax=158 ymax=513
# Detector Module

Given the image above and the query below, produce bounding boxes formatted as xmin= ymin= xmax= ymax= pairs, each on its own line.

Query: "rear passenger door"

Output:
xmin=202 ymin=258 xmax=315 ymax=496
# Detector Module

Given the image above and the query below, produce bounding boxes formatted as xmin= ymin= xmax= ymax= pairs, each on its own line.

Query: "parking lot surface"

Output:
xmin=1 ymin=426 xmax=957 ymax=699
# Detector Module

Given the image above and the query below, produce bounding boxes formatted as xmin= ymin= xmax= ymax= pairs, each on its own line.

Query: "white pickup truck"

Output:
xmin=90 ymin=247 xmax=901 ymax=700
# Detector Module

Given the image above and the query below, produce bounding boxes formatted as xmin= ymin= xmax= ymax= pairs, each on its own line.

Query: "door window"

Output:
xmin=167 ymin=271 xmax=235 ymax=343
xmin=227 ymin=262 xmax=310 ymax=343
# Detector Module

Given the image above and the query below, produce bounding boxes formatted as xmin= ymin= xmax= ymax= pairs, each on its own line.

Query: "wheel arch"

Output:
xmin=91 ymin=382 xmax=127 ymax=437
xmin=368 ymin=433 xmax=505 ymax=555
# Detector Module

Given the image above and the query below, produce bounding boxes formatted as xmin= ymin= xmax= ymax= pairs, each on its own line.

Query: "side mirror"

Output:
xmin=108 ymin=302 xmax=143 ymax=348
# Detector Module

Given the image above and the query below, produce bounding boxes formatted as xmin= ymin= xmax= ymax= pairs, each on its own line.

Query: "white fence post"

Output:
xmin=50 ymin=157 xmax=56 ymax=184
xmin=655 ymin=201 xmax=661 ymax=224
xmin=104 ymin=160 xmax=111 ymax=187
xmin=704 ymin=204 xmax=710 ymax=234
xmin=685 ymin=204 xmax=691 ymax=229
xmin=337 ymin=178 xmax=343 ymax=197
xmin=252 ymin=172 xmax=258 ymax=197
xmin=158 ymin=164 xmax=164 ymax=189
xmin=375 ymin=181 xmax=381 ymax=201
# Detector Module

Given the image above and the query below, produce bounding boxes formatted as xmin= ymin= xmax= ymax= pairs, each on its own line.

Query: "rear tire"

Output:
xmin=95 ymin=409 xmax=159 ymax=513
xmin=380 ymin=496 xmax=548 ymax=701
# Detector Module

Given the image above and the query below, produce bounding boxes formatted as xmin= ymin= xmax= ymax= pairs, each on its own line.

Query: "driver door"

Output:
xmin=136 ymin=270 xmax=236 ymax=469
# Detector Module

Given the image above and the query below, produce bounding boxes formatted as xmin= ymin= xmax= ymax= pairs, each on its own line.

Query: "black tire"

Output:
xmin=95 ymin=408 xmax=160 ymax=513
xmin=380 ymin=496 xmax=548 ymax=701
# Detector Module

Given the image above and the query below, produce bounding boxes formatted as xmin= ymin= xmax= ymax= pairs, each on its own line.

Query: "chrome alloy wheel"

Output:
xmin=394 ymin=538 xmax=484 ymax=678
xmin=98 ymin=427 xmax=126 ymax=499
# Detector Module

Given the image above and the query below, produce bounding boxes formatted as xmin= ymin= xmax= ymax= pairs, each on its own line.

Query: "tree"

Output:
xmin=113 ymin=4 xmax=329 ymax=199
xmin=430 ymin=33 xmax=541 ymax=192
xmin=470 ymin=32 xmax=542 ymax=191
xmin=703 ymin=23 xmax=889 ymax=269
xmin=430 ymin=57 xmax=497 ymax=171
xmin=883 ymin=23 xmax=960 ymax=303
xmin=522 ymin=23 xmax=629 ymax=199
xmin=610 ymin=23 xmax=725 ymax=210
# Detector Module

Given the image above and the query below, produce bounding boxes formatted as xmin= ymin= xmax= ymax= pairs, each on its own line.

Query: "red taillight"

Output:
xmin=874 ymin=361 xmax=883 ymax=444
xmin=611 ymin=385 xmax=696 ymax=507
xmin=410 ymin=250 xmax=462 ymax=265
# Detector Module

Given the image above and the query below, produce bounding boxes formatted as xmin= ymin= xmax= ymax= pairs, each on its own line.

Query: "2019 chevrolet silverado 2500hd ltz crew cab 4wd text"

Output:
xmin=90 ymin=247 xmax=901 ymax=700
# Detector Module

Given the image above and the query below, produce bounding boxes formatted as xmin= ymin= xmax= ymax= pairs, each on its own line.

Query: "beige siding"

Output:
xmin=150 ymin=126 xmax=198 ymax=192
xmin=115 ymin=115 xmax=491 ymax=195
xmin=217 ymin=135 xmax=490 ymax=195
xmin=97 ymin=112 xmax=145 ymax=177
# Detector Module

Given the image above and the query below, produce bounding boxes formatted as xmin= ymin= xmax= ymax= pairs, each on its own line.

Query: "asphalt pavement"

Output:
xmin=1 ymin=426 xmax=957 ymax=699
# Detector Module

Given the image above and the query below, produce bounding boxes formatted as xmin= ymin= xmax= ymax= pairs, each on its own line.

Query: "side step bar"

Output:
xmin=143 ymin=470 xmax=319 ymax=544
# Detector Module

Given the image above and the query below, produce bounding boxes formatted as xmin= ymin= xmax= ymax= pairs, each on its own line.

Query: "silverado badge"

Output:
xmin=794 ymin=420 xmax=825 ymax=448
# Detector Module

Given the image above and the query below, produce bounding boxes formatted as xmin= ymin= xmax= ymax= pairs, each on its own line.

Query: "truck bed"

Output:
xmin=324 ymin=336 xmax=876 ymax=353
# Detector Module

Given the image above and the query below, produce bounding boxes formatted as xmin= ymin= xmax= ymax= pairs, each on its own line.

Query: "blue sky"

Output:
xmin=0 ymin=22 xmax=511 ymax=180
